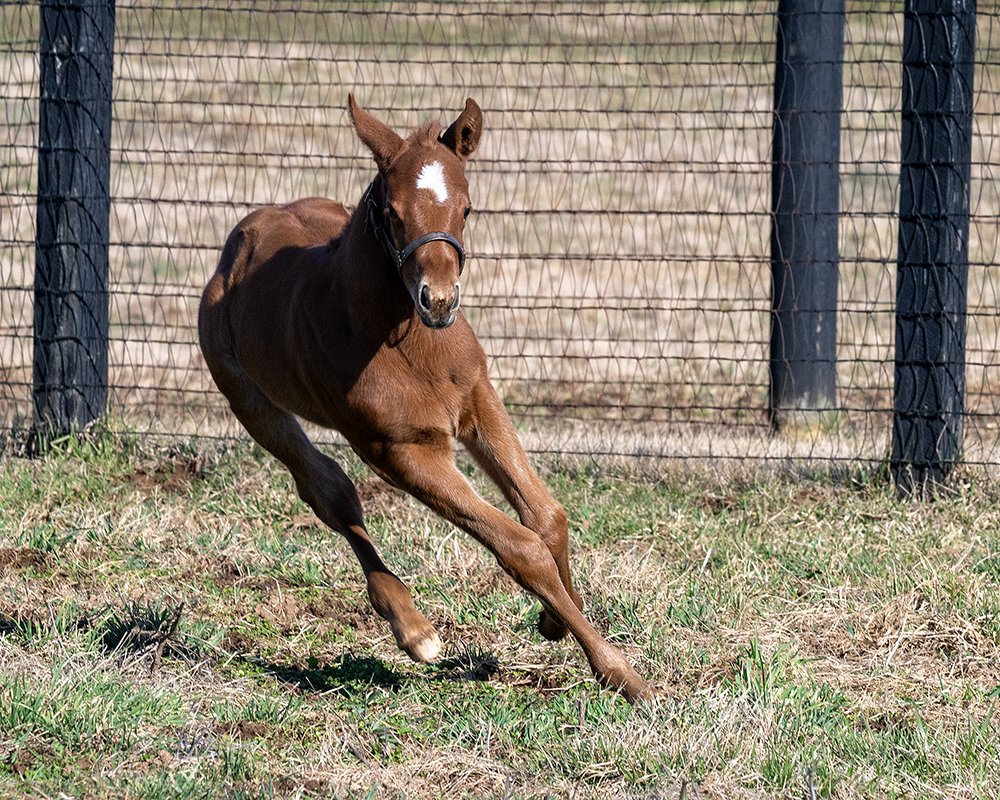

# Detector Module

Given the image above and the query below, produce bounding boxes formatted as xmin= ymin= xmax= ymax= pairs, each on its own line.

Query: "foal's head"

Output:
xmin=348 ymin=95 xmax=482 ymax=329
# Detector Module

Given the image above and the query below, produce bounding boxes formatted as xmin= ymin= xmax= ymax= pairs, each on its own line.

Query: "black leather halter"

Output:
xmin=363 ymin=180 xmax=466 ymax=275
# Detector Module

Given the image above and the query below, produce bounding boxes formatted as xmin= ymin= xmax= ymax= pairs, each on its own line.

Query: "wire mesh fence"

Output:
xmin=1 ymin=1 xmax=999 ymax=468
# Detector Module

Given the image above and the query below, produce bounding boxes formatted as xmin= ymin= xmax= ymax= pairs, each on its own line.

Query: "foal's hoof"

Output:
xmin=397 ymin=626 xmax=442 ymax=663
xmin=600 ymin=664 xmax=655 ymax=705
xmin=621 ymin=676 xmax=656 ymax=705
xmin=537 ymin=609 xmax=568 ymax=641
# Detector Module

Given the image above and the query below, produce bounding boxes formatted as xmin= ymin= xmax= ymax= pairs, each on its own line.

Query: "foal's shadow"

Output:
xmin=0 ymin=612 xmax=20 ymax=637
xmin=250 ymin=653 xmax=403 ymax=695
xmin=248 ymin=650 xmax=500 ymax=695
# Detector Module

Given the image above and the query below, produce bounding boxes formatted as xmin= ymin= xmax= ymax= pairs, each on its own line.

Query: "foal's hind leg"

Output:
xmin=202 ymin=353 xmax=441 ymax=662
xmin=460 ymin=381 xmax=582 ymax=641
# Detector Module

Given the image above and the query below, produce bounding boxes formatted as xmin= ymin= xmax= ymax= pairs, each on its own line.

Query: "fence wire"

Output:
xmin=1 ymin=1 xmax=999 ymax=467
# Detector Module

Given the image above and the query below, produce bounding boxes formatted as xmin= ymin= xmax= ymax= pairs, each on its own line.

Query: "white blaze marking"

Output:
xmin=416 ymin=161 xmax=448 ymax=203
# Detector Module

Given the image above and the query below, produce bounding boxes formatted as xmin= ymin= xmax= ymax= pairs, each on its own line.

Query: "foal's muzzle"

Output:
xmin=416 ymin=279 xmax=461 ymax=329
xmin=403 ymin=235 xmax=464 ymax=328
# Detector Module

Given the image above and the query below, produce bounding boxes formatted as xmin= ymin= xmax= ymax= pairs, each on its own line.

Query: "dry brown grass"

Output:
xmin=1 ymin=3 xmax=999 ymax=466
xmin=3 ymin=435 xmax=1000 ymax=796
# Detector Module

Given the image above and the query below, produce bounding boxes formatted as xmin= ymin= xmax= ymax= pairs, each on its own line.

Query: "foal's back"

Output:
xmin=199 ymin=197 xmax=356 ymax=416
xmin=209 ymin=197 xmax=350 ymax=287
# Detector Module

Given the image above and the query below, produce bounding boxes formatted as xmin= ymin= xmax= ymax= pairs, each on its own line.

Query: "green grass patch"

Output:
xmin=2 ymin=435 xmax=1000 ymax=797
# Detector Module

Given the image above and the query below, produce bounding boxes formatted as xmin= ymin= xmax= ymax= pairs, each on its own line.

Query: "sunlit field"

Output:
xmin=2 ymin=434 xmax=999 ymax=798
xmin=2 ymin=4 xmax=1000 ymax=797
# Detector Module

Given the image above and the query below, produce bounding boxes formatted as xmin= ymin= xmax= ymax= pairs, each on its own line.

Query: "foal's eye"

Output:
xmin=463 ymin=205 xmax=472 ymax=219
xmin=386 ymin=205 xmax=399 ymax=221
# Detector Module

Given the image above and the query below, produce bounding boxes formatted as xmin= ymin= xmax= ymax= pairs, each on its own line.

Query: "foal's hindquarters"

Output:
xmin=199 ymin=98 xmax=651 ymax=703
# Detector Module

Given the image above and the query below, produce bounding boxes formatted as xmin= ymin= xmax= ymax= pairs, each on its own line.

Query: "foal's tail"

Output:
xmin=199 ymin=223 xmax=257 ymax=362
xmin=214 ymin=223 xmax=259 ymax=285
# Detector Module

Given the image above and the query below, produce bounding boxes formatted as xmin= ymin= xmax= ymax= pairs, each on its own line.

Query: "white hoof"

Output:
xmin=403 ymin=629 xmax=442 ymax=663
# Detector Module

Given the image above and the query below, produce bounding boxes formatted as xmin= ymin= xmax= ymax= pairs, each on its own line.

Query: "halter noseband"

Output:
xmin=364 ymin=180 xmax=466 ymax=276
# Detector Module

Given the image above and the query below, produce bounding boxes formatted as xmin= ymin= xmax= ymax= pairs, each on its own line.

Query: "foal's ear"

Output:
xmin=348 ymin=94 xmax=404 ymax=173
xmin=440 ymin=98 xmax=482 ymax=159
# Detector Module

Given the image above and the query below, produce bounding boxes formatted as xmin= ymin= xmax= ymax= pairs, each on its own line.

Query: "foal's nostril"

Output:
xmin=450 ymin=283 xmax=461 ymax=311
xmin=419 ymin=283 xmax=432 ymax=312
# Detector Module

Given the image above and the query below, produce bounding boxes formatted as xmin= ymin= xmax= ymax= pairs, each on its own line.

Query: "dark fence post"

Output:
xmin=891 ymin=0 xmax=976 ymax=495
xmin=32 ymin=0 xmax=116 ymax=441
xmin=769 ymin=0 xmax=845 ymax=431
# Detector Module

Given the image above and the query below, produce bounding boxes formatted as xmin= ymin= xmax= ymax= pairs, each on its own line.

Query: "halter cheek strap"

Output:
xmin=364 ymin=181 xmax=466 ymax=275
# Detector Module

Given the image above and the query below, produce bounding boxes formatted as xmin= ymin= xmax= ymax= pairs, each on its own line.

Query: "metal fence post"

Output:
xmin=32 ymin=0 xmax=116 ymax=442
xmin=769 ymin=0 xmax=845 ymax=432
xmin=891 ymin=0 xmax=976 ymax=494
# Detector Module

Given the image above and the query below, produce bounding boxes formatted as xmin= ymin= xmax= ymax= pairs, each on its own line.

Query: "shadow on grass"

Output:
xmin=243 ymin=650 xmax=501 ymax=696
xmin=0 ymin=612 xmax=22 ymax=637
xmin=0 ymin=603 xmax=195 ymax=666
xmin=248 ymin=653 xmax=405 ymax=694
xmin=0 ymin=602 xmax=504 ymax=697
xmin=432 ymin=653 xmax=500 ymax=682
xmin=99 ymin=602 xmax=192 ymax=661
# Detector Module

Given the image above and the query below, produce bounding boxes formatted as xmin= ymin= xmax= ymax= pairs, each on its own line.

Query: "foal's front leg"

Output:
xmin=459 ymin=380 xmax=582 ymax=641
xmin=365 ymin=439 xmax=651 ymax=703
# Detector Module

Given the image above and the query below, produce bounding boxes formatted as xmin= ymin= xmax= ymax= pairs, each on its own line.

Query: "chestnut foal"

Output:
xmin=199 ymin=96 xmax=650 ymax=702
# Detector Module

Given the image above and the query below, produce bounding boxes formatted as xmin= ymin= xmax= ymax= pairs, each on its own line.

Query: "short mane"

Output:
xmin=409 ymin=121 xmax=443 ymax=146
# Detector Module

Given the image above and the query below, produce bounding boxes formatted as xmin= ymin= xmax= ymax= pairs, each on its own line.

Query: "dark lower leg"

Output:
xmin=205 ymin=353 xmax=442 ymax=663
xmin=292 ymin=460 xmax=441 ymax=663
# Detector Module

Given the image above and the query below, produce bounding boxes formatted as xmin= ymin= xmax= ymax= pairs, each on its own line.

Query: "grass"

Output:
xmin=1 ymin=431 xmax=999 ymax=798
